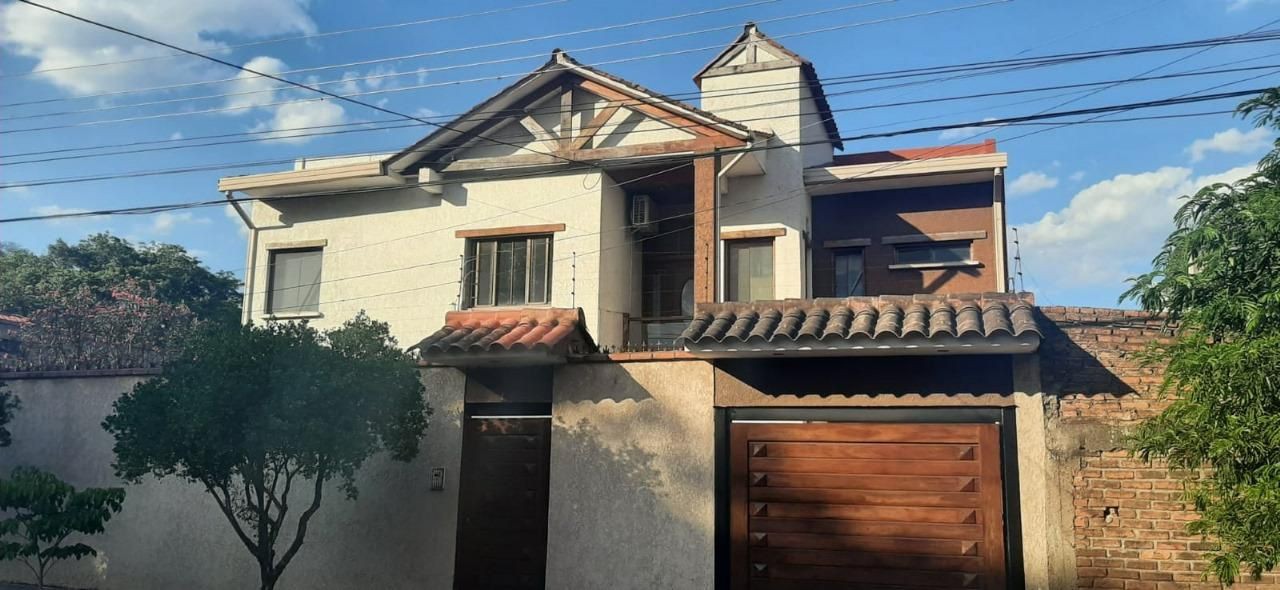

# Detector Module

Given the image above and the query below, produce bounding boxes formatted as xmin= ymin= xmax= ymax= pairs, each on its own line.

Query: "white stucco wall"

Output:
xmin=244 ymin=171 xmax=613 ymax=348
xmin=701 ymin=66 xmax=816 ymax=300
xmin=546 ymin=361 xmax=716 ymax=589
xmin=0 ymin=370 xmax=465 ymax=590
xmin=597 ymin=175 xmax=638 ymax=347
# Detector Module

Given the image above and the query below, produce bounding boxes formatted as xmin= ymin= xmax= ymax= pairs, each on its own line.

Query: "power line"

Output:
xmin=13 ymin=0 xmax=599 ymax=173
xmin=5 ymin=61 xmax=1272 ymax=170
xmin=0 ymin=0 xmax=1004 ymax=129
xmin=1 ymin=0 xmax=794 ymax=107
xmin=6 ymin=26 xmax=1274 ymax=145
xmin=2 ymin=64 xmax=1273 ymax=186
xmin=1 ymin=0 xmax=570 ymax=80
xmin=1 ymin=85 xmax=1267 ymax=217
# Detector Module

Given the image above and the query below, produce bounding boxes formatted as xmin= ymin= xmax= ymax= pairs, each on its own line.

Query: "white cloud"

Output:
xmin=938 ymin=117 xmax=998 ymax=141
xmin=1069 ymin=171 xmax=1086 ymax=182
xmin=4 ymin=186 xmax=33 ymax=198
xmin=1008 ymin=171 xmax=1059 ymax=197
xmin=148 ymin=211 xmax=209 ymax=235
xmin=1018 ymin=163 xmax=1257 ymax=293
xmin=168 ymin=131 xmax=184 ymax=140
xmin=250 ymin=99 xmax=347 ymax=143
xmin=1226 ymin=0 xmax=1276 ymax=10
xmin=0 ymin=0 xmax=315 ymax=96
xmin=223 ymin=203 xmax=251 ymax=237
xmin=1186 ymin=127 xmax=1272 ymax=162
xmin=224 ymin=56 xmax=289 ymax=111
xmin=30 ymin=204 xmax=90 ymax=225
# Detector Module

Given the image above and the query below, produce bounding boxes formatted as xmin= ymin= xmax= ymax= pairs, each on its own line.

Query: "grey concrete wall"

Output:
xmin=0 ymin=369 xmax=464 ymax=590
xmin=546 ymin=361 xmax=716 ymax=590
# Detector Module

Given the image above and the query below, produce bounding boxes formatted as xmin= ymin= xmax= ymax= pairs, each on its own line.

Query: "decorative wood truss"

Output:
xmin=437 ymin=78 xmax=747 ymax=173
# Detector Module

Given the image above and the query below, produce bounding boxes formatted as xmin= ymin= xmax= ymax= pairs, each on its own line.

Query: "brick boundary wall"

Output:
xmin=1039 ymin=307 xmax=1280 ymax=589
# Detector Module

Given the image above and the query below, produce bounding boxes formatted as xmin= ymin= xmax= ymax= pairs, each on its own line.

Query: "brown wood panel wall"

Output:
xmin=453 ymin=417 xmax=552 ymax=590
xmin=730 ymin=422 xmax=1006 ymax=590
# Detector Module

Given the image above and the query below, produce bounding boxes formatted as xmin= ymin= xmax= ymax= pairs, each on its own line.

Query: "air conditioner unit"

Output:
xmin=630 ymin=194 xmax=655 ymax=233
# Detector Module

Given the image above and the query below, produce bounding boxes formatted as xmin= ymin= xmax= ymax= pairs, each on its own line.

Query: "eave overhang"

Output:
xmin=410 ymin=308 xmax=597 ymax=367
xmin=217 ymin=159 xmax=407 ymax=197
xmin=805 ymin=152 xmax=1008 ymax=196
xmin=677 ymin=293 xmax=1040 ymax=358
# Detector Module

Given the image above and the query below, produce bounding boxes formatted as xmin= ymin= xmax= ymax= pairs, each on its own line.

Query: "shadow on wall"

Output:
xmin=1036 ymin=309 xmax=1143 ymax=397
xmin=548 ymin=415 xmax=711 ymax=589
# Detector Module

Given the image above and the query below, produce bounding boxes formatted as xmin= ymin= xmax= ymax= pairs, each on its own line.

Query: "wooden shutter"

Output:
xmin=730 ymin=422 xmax=1007 ymax=589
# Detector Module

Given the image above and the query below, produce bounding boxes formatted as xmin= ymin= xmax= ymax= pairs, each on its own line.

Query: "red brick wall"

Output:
xmin=1040 ymin=306 xmax=1280 ymax=589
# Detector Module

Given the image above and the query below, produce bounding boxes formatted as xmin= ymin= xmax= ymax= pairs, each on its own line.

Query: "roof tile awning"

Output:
xmin=411 ymin=308 xmax=596 ymax=367
xmin=677 ymin=293 xmax=1040 ymax=358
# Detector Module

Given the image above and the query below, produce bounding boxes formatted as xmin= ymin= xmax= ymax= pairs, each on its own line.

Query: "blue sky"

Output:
xmin=1 ymin=0 xmax=1277 ymax=307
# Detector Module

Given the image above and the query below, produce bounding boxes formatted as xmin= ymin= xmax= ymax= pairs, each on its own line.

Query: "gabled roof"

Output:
xmin=693 ymin=23 xmax=842 ymax=150
xmin=828 ymin=140 xmax=998 ymax=167
xmin=410 ymin=308 xmax=596 ymax=366
xmin=385 ymin=50 xmax=762 ymax=175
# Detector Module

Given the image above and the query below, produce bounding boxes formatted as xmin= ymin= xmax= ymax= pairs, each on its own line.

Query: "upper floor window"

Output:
xmin=892 ymin=241 xmax=973 ymax=266
xmin=833 ymin=249 xmax=865 ymax=297
xmin=267 ymin=248 xmax=322 ymax=314
xmin=726 ymin=239 xmax=774 ymax=302
xmin=467 ymin=235 xmax=551 ymax=307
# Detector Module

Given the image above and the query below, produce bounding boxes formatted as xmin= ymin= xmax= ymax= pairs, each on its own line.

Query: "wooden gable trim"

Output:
xmin=576 ymin=79 xmax=726 ymax=140
xmin=570 ymin=101 xmax=623 ymax=151
xmin=441 ymin=136 xmax=740 ymax=172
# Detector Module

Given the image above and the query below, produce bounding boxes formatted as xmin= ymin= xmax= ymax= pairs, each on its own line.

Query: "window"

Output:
xmin=467 ymin=235 xmax=551 ymax=307
xmin=267 ymin=248 xmax=322 ymax=314
xmin=833 ymin=249 xmax=865 ymax=297
xmin=893 ymin=241 xmax=973 ymax=265
xmin=726 ymin=239 xmax=774 ymax=302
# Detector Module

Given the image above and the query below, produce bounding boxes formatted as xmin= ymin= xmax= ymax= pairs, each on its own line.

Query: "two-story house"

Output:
xmin=220 ymin=24 xmax=1042 ymax=590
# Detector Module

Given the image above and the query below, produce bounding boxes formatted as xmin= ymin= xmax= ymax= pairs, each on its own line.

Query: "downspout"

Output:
xmin=714 ymin=142 xmax=754 ymax=303
xmin=225 ymin=191 xmax=258 ymax=324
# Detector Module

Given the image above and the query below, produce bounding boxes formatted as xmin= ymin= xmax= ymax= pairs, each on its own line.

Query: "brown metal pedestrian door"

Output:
xmin=730 ymin=422 xmax=1007 ymax=589
xmin=454 ymin=416 xmax=551 ymax=590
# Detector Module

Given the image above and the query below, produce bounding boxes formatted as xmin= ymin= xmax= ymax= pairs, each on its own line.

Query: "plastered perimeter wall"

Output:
xmin=243 ymin=171 xmax=607 ymax=348
xmin=546 ymin=360 xmax=716 ymax=589
xmin=0 ymin=369 xmax=464 ymax=590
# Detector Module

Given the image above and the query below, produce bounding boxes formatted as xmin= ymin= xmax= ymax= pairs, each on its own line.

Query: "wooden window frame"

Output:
xmin=724 ymin=238 xmax=776 ymax=302
xmin=265 ymin=246 xmax=323 ymax=316
xmin=464 ymin=234 xmax=554 ymax=309
xmin=831 ymin=247 xmax=866 ymax=297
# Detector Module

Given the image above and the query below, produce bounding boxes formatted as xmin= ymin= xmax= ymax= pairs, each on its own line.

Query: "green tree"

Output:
xmin=0 ymin=233 xmax=240 ymax=324
xmin=1123 ymin=91 xmax=1280 ymax=584
xmin=0 ymin=381 xmax=19 ymax=448
xmin=0 ymin=467 xmax=125 ymax=589
xmin=103 ymin=314 xmax=429 ymax=590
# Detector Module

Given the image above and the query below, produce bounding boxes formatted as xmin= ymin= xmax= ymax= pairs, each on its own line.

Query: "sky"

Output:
xmin=0 ymin=0 xmax=1278 ymax=308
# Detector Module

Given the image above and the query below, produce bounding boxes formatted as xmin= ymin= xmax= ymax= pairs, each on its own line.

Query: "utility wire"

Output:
xmin=5 ymin=61 xmax=1272 ymax=169
xmin=1 ymin=0 xmax=792 ymax=106
xmin=0 ymin=0 xmax=1001 ymax=127
xmin=1 ymin=86 xmax=1266 ymax=210
xmin=6 ymin=27 xmax=1274 ymax=145
xmin=12 ymin=0 xmax=599 ymax=172
xmin=1 ymin=0 xmax=570 ymax=80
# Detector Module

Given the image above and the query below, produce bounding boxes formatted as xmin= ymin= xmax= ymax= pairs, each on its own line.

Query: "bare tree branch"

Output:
xmin=204 ymin=481 xmax=258 ymax=556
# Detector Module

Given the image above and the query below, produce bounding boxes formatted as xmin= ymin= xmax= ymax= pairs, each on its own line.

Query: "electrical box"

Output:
xmin=430 ymin=467 xmax=446 ymax=491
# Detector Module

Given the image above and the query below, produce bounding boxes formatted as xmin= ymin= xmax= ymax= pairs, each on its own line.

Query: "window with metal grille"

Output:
xmin=893 ymin=240 xmax=973 ymax=265
xmin=466 ymin=235 xmax=552 ymax=307
xmin=833 ymin=248 xmax=865 ymax=296
xmin=726 ymin=239 xmax=774 ymax=302
xmin=267 ymin=248 xmax=322 ymax=314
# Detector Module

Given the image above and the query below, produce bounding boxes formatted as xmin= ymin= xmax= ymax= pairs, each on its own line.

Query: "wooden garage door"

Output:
xmin=730 ymin=422 xmax=1007 ymax=590
xmin=454 ymin=416 xmax=551 ymax=590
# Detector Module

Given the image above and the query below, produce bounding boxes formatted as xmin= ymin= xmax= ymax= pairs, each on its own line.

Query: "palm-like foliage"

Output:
xmin=1122 ymin=91 xmax=1280 ymax=585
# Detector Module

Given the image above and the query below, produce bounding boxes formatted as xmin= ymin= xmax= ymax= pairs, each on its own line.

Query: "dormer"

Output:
xmin=694 ymin=23 xmax=841 ymax=168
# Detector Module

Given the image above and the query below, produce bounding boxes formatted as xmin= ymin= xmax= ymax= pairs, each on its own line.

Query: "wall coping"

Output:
xmin=0 ymin=368 xmax=161 ymax=380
